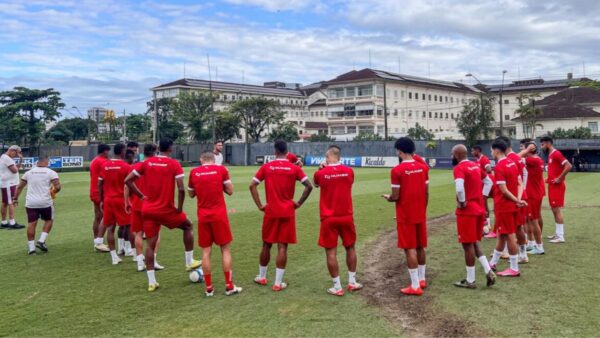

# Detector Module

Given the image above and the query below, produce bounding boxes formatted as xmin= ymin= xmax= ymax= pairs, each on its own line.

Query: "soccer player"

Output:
xmin=499 ymin=136 xmax=529 ymax=263
xmin=488 ymin=139 xmax=527 ymax=277
xmin=98 ymin=143 xmax=132 ymax=265
xmin=125 ymin=149 xmax=136 ymax=165
xmin=472 ymin=145 xmax=493 ymax=235
xmin=540 ymin=135 xmax=572 ymax=243
xmin=250 ymin=140 xmax=313 ymax=291
xmin=313 ymin=145 xmax=362 ymax=296
xmin=0 ymin=145 xmax=25 ymax=229
xmin=188 ymin=152 xmax=242 ymax=297
xmin=125 ymin=139 xmax=200 ymax=292
xmin=125 ymin=144 xmax=164 ymax=272
xmin=412 ymin=153 xmax=427 ymax=167
xmin=14 ymin=156 xmax=61 ymax=254
xmin=382 ymin=137 xmax=429 ymax=296
xmin=286 ymin=151 xmax=303 ymax=167
xmin=90 ymin=144 xmax=110 ymax=252
xmin=213 ymin=141 xmax=224 ymax=165
xmin=451 ymin=145 xmax=495 ymax=289
xmin=518 ymin=139 xmax=545 ymax=255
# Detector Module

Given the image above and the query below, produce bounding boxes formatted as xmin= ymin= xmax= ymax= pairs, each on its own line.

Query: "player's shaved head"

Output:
xmin=143 ymin=143 xmax=157 ymax=157
xmin=452 ymin=144 xmax=468 ymax=159
xmin=326 ymin=145 xmax=341 ymax=160
xmin=37 ymin=155 xmax=49 ymax=166
xmin=200 ymin=151 xmax=215 ymax=164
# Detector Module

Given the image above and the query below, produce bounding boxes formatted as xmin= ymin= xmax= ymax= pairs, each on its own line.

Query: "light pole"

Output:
xmin=499 ymin=70 xmax=507 ymax=136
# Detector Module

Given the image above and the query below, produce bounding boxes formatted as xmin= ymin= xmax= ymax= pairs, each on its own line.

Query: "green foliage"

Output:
xmin=353 ymin=131 xmax=383 ymax=141
xmin=515 ymin=93 xmax=543 ymax=138
xmin=146 ymin=98 xmax=184 ymax=141
xmin=125 ymin=114 xmax=151 ymax=142
xmin=0 ymin=115 xmax=28 ymax=145
xmin=456 ymin=95 xmax=495 ymax=146
xmin=0 ymin=87 xmax=65 ymax=148
xmin=307 ymin=133 xmax=335 ymax=142
xmin=172 ymin=90 xmax=214 ymax=142
xmin=45 ymin=118 xmax=95 ymax=144
xmin=214 ymin=111 xmax=240 ymax=142
xmin=407 ymin=122 xmax=435 ymax=141
xmin=549 ymin=127 xmax=593 ymax=139
xmin=268 ymin=122 xmax=300 ymax=142
xmin=572 ymin=80 xmax=600 ymax=90
xmin=229 ymin=97 xmax=283 ymax=143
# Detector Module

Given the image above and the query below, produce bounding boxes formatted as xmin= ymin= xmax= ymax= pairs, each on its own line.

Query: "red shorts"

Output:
xmin=1 ymin=186 xmax=16 ymax=205
xmin=130 ymin=209 xmax=143 ymax=233
xmin=517 ymin=205 xmax=527 ymax=227
xmin=318 ymin=215 xmax=356 ymax=249
xmin=456 ymin=214 xmax=484 ymax=243
xmin=103 ymin=198 xmax=130 ymax=226
xmin=495 ymin=211 xmax=518 ymax=235
xmin=262 ymin=216 xmax=296 ymax=244
xmin=548 ymin=183 xmax=565 ymax=208
xmin=90 ymin=192 xmax=101 ymax=205
xmin=198 ymin=217 xmax=232 ymax=248
xmin=527 ymin=198 xmax=543 ymax=220
xmin=396 ymin=220 xmax=427 ymax=249
xmin=142 ymin=209 xmax=188 ymax=238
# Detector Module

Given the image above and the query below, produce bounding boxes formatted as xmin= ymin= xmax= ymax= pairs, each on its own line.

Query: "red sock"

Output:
xmin=204 ymin=274 xmax=213 ymax=291
xmin=224 ymin=271 xmax=233 ymax=290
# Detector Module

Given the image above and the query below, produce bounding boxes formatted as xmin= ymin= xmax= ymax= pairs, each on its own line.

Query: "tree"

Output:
xmin=0 ymin=115 xmax=28 ymax=145
xmin=230 ymin=97 xmax=284 ymax=143
xmin=0 ymin=87 xmax=65 ymax=149
xmin=45 ymin=123 xmax=73 ymax=144
xmin=572 ymin=80 xmax=600 ymax=90
xmin=407 ymin=122 xmax=435 ymax=141
xmin=549 ymin=127 xmax=593 ymax=139
xmin=215 ymin=111 xmax=241 ymax=142
xmin=146 ymin=98 xmax=184 ymax=141
xmin=515 ymin=93 xmax=543 ymax=138
xmin=307 ymin=133 xmax=335 ymax=142
xmin=45 ymin=117 xmax=95 ymax=144
xmin=172 ymin=90 xmax=213 ymax=142
xmin=456 ymin=95 xmax=495 ymax=146
xmin=103 ymin=109 xmax=120 ymax=141
xmin=268 ymin=122 xmax=300 ymax=142
xmin=353 ymin=131 xmax=383 ymax=141
xmin=125 ymin=114 xmax=151 ymax=142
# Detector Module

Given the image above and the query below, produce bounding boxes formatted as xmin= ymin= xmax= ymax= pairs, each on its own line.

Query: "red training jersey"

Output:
xmin=134 ymin=155 xmax=184 ymax=212
xmin=525 ymin=156 xmax=546 ymax=200
xmin=313 ymin=164 xmax=354 ymax=218
xmin=89 ymin=155 xmax=107 ymax=197
xmin=286 ymin=152 xmax=300 ymax=165
xmin=188 ymin=164 xmax=231 ymax=221
xmin=507 ymin=151 xmax=527 ymax=200
xmin=99 ymin=159 xmax=130 ymax=200
xmin=129 ymin=161 xmax=146 ymax=211
xmin=391 ymin=160 xmax=429 ymax=224
xmin=253 ymin=159 xmax=308 ymax=218
xmin=413 ymin=154 xmax=427 ymax=167
xmin=476 ymin=154 xmax=491 ymax=173
xmin=547 ymin=149 xmax=568 ymax=182
xmin=453 ymin=160 xmax=486 ymax=216
xmin=493 ymin=157 xmax=520 ymax=213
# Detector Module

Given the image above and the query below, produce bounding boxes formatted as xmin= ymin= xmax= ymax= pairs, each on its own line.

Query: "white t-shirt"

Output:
xmin=214 ymin=152 xmax=224 ymax=165
xmin=21 ymin=166 xmax=59 ymax=208
xmin=0 ymin=154 xmax=19 ymax=188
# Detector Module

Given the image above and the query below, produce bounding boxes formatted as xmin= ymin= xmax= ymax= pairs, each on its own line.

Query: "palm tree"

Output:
xmin=516 ymin=93 xmax=544 ymax=138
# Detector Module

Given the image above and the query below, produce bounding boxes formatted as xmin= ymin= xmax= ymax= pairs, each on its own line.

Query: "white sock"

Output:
xmin=9 ymin=219 xmax=16 ymax=225
xmin=94 ymin=237 xmax=103 ymax=245
xmin=556 ymin=223 xmax=564 ymax=238
xmin=332 ymin=276 xmax=342 ymax=289
xmin=509 ymin=255 xmax=519 ymax=271
xmin=259 ymin=265 xmax=268 ymax=279
xmin=137 ymin=254 xmax=145 ymax=265
xmin=478 ymin=255 xmax=491 ymax=274
xmin=154 ymin=253 xmax=159 ymax=263
xmin=528 ymin=240 xmax=535 ymax=246
xmin=117 ymin=238 xmax=124 ymax=252
xmin=408 ymin=268 xmax=419 ymax=289
xmin=39 ymin=232 xmax=48 ymax=243
xmin=184 ymin=250 xmax=194 ymax=265
xmin=124 ymin=241 xmax=132 ymax=253
xmin=275 ymin=268 xmax=285 ymax=286
xmin=519 ymin=245 xmax=528 ymax=259
xmin=466 ymin=266 xmax=476 ymax=283
xmin=28 ymin=241 xmax=35 ymax=252
xmin=147 ymin=270 xmax=157 ymax=285
xmin=348 ymin=271 xmax=357 ymax=285
xmin=490 ymin=249 xmax=502 ymax=265
xmin=1 ymin=220 xmax=7 ymax=225
xmin=417 ymin=265 xmax=426 ymax=281
xmin=110 ymin=250 xmax=119 ymax=261
xmin=537 ymin=243 xmax=544 ymax=251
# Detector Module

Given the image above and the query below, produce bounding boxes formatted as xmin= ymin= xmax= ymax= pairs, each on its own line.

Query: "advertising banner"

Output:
xmin=361 ymin=156 xmax=399 ymax=167
xmin=15 ymin=156 xmax=84 ymax=169
xmin=304 ymin=156 xmax=362 ymax=167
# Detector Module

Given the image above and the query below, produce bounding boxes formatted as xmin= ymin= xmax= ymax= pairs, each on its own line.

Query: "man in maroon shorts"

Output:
xmin=314 ymin=145 xmax=362 ymax=296
xmin=125 ymin=139 xmax=200 ymax=292
xmin=90 ymin=144 xmax=110 ymax=252
xmin=188 ymin=152 xmax=241 ymax=297
xmin=540 ymin=136 xmax=572 ymax=243
xmin=250 ymin=140 xmax=313 ymax=292
xmin=383 ymin=137 xmax=429 ymax=296
xmin=1 ymin=145 xmax=25 ymax=229
xmin=451 ymin=145 xmax=495 ymax=289
xmin=488 ymin=139 xmax=527 ymax=277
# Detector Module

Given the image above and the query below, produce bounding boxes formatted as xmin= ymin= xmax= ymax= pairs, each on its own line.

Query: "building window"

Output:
xmin=346 ymin=87 xmax=356 ymax=97
xmin=428 ymin=94 xmax=432 ymax=101
xmin=394 ymin=90 xmax=398 ymax=98
xmin=422 ymin=111 xmax=426 ymax=118
xmin=395 ymin=128 xmax=399 ymax=132
xmin=347 ymin=126 xmax=357 ymax=134
xmin=358 ymin=85 xmax=373 ymax=96
xmin=408 ymin=92 xmax=412 ymax=99
xmin=445 ymin=113 xmax=448 ymax=119
xmin=359 ymin=125 xmax=375 ymax=133
xmin=504 ymin=99 xmax=509 ymax=104
xmin=429 ymin=112 xmax=432 ymax=118
xmin=445 ymin=96 xmax=448 ymax=103
xmin=329 ymin=88 xmax=344 ymax=98
xmin=401 ymin=110 xmax=405 ymax=119
xmin=401 ymin=90 xmax=405 ymax=98
xmin=422 ymin=93 xmax=426 ymax=100
xmin=588 ymin=122 xmax=599 ymax=133
xmin=393 ymin=109 xmax=398 ymax=116
xmin=434 ymin=112 xmax=438 ymax=118
xmin=505 ymin=114 xmax=510 ymax=121
xmin=451 ymin=113 xmax=454 ymax=119
xmin=451 ymin=97 xmax=454 ymax=103
xmin=434 ymin=95 xmax=438 ymax=102
xmin=408 ymin=110 xmax=413 ymax=118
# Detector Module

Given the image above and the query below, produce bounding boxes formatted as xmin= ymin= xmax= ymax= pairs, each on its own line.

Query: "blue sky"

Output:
xmin=1 ymin=0 xmax=599 ymax=116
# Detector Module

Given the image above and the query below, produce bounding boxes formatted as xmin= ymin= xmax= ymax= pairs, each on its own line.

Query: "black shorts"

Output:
xmin=26 ymin=207 xmax=54 ymax=223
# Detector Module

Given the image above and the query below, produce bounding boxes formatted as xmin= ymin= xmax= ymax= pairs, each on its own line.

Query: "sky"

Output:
xmin=1 ymin=0 xmax=599 ymax=117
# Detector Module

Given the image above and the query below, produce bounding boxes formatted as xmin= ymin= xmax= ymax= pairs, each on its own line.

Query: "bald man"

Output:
xmin=451 ymin=145 xmax=496 ymax=288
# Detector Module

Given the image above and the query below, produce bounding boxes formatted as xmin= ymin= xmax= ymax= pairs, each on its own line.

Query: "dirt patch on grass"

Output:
xmin=361 ymin=214 xmax=487 ymax=337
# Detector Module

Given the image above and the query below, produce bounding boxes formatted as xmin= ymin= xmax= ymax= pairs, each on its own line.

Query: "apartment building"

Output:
xmin=87 ymin=107 xmax=110 ymax=134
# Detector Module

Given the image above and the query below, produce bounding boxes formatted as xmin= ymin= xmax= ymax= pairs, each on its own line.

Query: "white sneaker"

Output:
xmin=124 ymin=250 xmax=135 ymax=257
xmin=549 ymin=237 xmax=565 ymax=243
xmin=112 ymin=257 xmax=123 ymax=265
xmin=547 ymin=234 xmax=558 ymax=240
xmin=225 ymin=285 xmax=243 ymax=296
xmin=94 ymin=244 xmax=110 ymax=252
xmin=205 ymin=289 xmax=215 ymax=297
xmin=117 ymin=249 xmax=125 ymax=256
xmin=154 ymin=262 xmax=165 ymax=270
xmin=137 ymin=264 xmax=145 ymax=272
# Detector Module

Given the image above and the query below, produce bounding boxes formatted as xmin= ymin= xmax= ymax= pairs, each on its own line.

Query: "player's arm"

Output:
xmin=13 ymin=179 xmax=27 ymax=206
xmin=556 ymin=158 xmax=573 ymax=183
xmin=484 ymin=163 xmax=492 ymax=174
xmin=7 ymin=163 xmax=18 ymax=174
xmin=124 ymin=171 xmax=144 ymax=199
xmin=176 ymin=176 xmax=185 ymax=213
xmin=224 ymin=181 xmax=233 ymax=196
xmin=187 ymin=175 xmax=196 ymax=198
xmin=382 ymin=187 xmax=400 ymax=202
xmin=51 ymin=178 xmax=61 ymax=194
xmin=98 ymin=178 xmax=104 ymax=202
xmin=517 ymin=175 xmax=524 ymax=201
xmin=482 ymin=175 xmax=493 ymax=197
xmin=295 ymin=159 xmax=303 ymax=167
xmin=124 ymin=184 xmax=131 ymax=213
xmin=295 ymin=178 xmax=313 ymax=209
xmin=498 ymin=182 xmax=526 ymax=207
xmin=455 ymin=178 xmax=466 ymax=208
xmin=249 ymin=179 xmax=265 ymax=211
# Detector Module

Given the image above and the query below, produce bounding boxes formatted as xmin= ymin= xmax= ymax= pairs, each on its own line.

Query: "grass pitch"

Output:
xmin=0 ymin=167 xmax=598 ymax=337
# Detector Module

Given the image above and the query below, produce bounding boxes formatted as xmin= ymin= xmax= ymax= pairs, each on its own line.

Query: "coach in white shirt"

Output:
xmin=15 ymin=156 xmax=61 ymax=254
xmin=213 ymin=141 xmax=224 ymax=165
xmin=0 ymin=145 xmax=25 ymax=229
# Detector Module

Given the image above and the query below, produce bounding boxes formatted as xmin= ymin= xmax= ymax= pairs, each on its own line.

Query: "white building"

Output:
xmin=87 ymin=107 xmax=110 ymax=134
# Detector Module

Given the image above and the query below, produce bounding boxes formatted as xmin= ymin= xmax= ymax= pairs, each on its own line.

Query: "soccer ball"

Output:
xmin=189 ymin=268 xmax=204 ymax=283
xmin=483 ymin=225 xmax=491 ymax=235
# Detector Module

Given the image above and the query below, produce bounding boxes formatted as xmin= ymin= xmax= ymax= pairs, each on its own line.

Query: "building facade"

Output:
xmin=87 ymin=107 xmax=110 ymax=135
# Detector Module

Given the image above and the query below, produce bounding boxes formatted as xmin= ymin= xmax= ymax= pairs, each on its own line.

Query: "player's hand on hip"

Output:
xmin=381 ymin=194 xmax=390 ymax=201
xmin=125 ymin=203 xmax=131 ymax=214
xmin=457 ymin=201 xmax=466 ymax=209
xmin=294 ymin=201 xmax=301 ymax=209
xmin=176 ymin=206 xmax=183 ymax=213
xmin=258 ymin=204 xmax=266 ymax=212
xmin=553 ymin=178 xmax=562 ymax=184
